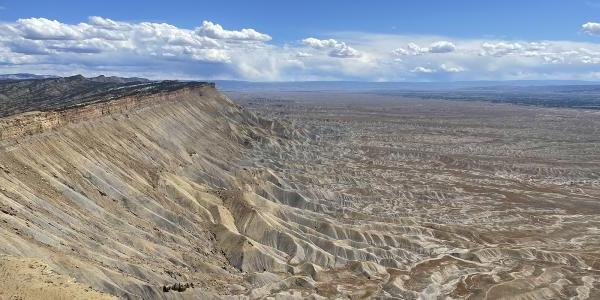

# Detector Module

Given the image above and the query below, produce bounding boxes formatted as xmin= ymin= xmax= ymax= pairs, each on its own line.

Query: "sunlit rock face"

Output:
xmin=0 ymin=79 xmax=599 ymax=299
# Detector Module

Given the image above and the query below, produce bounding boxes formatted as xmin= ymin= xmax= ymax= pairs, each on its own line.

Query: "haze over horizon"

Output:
xmin=1 ymin=0 xmax=600 ymax=81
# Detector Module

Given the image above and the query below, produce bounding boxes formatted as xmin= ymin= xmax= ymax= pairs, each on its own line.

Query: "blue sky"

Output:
xmin=0 ymin=0 xmax=599 ymax=81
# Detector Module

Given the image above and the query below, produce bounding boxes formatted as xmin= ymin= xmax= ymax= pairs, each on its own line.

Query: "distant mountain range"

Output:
xmin=3 ymin=74 xmax=600 ymax=109
xmin=214 ymin=80 xmax=600 ymax=92
xmin=0 ymin=73 xmax=150 ymax=83
xmin=3 ymin=74 xmax=600 ymax=91
xmin=213 ymin=80 xmax=600 ymax=110
xmin=0 ymin=73 xmax=59 ymax=80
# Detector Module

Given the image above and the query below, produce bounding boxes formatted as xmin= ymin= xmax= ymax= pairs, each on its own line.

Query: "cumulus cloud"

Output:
xmin=393 ymin=41 xmax=456 ymax=56
xmin=16 ymin=18 xmax=84 ymax=40
xmin=411 ymin=66 xmax=435 ymax=73
xmin=302 ymin=38 xmax=341 ymax=49
xmin=429 ymin=41 xmax=456 ymax=53
xmin=87 ymin=16 xmax=131 ymax=31
xmin=0 ymin=17 xmax=276 ymax=67
xmin=582 ymin=22 xmax=600 ymax=36
xmin=3 ymin=38 xmax=44 ymax=55
xmin=329 ymin=46 xmax=360 ymax=58
xmin=581 ymin=55 xmax=600 ymax=64
xmin=479 ymin=41 xmax=554 ymax=57
xmin=391 ymin=48 xmax=409 ymax=56
xmin=406 ymin=42 xmax=429 ymax=55
xmin=196 ymin=21 xmax=271 ymax=41
xmin=480 ymin=42 xmax=524 ymax=56
xmin=410 ymin=64 xmax=464 ymax=74
xmin=1 ymin=16 xmax=600 ymax=81
xmin=296 ymin=51 xmax=312 ymax=57
xmin=440 ymin=64 xmax=465 ymax=73
xmin=302 ymin=37 xmax=360 ymax=58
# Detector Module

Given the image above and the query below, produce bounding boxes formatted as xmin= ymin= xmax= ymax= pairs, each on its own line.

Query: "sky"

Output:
xmin=0 ymin=0 xmax=600 ymax=81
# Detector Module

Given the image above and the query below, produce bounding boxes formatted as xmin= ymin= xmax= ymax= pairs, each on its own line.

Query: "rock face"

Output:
xmin=0 ymin=80 xmax=311 ymax=299
xmin=0 ymin=75 xmax=182 ymax=118
xmin=0 ymin=82 xmax=214 ymax=140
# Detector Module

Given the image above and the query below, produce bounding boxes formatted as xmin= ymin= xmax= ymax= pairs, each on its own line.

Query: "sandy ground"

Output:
xmin=0 ymin=255 xmax=114 ymax=300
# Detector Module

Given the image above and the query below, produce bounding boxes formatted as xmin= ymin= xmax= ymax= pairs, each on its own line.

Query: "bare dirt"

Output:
xmin=230 ymin=91 xmax=600 ymax=299
xmin=0 ymin=255 xmax=115 ymax=300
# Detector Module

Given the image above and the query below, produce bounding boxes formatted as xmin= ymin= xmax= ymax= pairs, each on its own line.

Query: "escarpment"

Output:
xmin=0 ymin=80 xmax=306 ymax=299
xmin=1 ymin=78 xmax=598 ymax=299
xmin=0 ymin=81 xmax=215 ymax=141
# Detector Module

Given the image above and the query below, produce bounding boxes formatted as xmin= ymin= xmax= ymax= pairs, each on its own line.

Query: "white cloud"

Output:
xmin=0 ymin=17 xmax=249 ymax=63
xmin=16 ymin=18 xmax=84 ymax=40
xmin=406 ymin=42 xmax=429 ymax=55
xmin=582 ymin=22 xmax=600 ymax=36
xmin=302 ymin=38 xmax=341 ymax=49
xmin=0 ymin=16 xmax=600 ymax=81
xmin=302 ymin=37 xmax=360 ymax=58
xmin=394 ymin=41 xmax=456 ymax=56
xmin=409 ymin=64 xmax=464 ymax=74
xmin=440 ymin=64 xmax=465 ymax=73
xmin=411 ymin=66 xmax=435 ymax=73
xmin=581 ymin=56 xmax=600 ymax=64
xmin=196 ymin=21 xmax=271 ymax=41
xmin=296 ymin=51 xmax=312 ymax=57
xmin=391 ymin=48 xmax=409 ymax=56
xmin=429 ymin=41 xmax=456 ymax=53
xmin=87 ymin=16 xmax=131 ymax=31
xmin=329 ymin=46 xmax=360 ymax=58
xmin=480 ymin=42 xmax=525 ymax=56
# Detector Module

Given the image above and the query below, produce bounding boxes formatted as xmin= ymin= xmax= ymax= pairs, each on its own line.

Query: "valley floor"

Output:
xmin=230 ymin=91 xmax=600 ymax=299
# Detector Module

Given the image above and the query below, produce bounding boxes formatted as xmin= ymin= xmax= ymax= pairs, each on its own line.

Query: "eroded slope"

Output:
xmin=1 ymin=84 xmax=599 ymax=299
xmin=0 ymin=84 xmax=307 ymax=299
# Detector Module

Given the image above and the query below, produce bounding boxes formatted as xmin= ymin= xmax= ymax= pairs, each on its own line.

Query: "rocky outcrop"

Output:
xmin=0 ymin=75 xmax=212 ymax=117
xmin=0 ymin=82 xmax=214 ymax=141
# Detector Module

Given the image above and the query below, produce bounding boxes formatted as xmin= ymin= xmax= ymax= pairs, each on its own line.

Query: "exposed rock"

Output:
xmin=162 ymin=282 xmax=194 ymax=292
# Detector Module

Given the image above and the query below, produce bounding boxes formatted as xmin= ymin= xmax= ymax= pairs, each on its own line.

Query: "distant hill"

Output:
xmin=0 ymin=73 xmax=59 ymax=81
xmin=0 ymin=73 xmax=151 ymax=83
xmin=216 ymin=80 xmax=600 ymax=109
xmin=215 ymin=80 xmax=600 ymax=92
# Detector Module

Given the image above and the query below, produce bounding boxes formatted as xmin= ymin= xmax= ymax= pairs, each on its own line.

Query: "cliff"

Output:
xmin=0 ymin=82 xmax=215 ymax=141
xmin=0 ymin=80 xmax=272 ymax=299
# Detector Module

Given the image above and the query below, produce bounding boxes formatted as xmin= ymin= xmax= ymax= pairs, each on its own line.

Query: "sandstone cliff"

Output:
xmin=0 ymin=82 xmax=214 ymax=141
